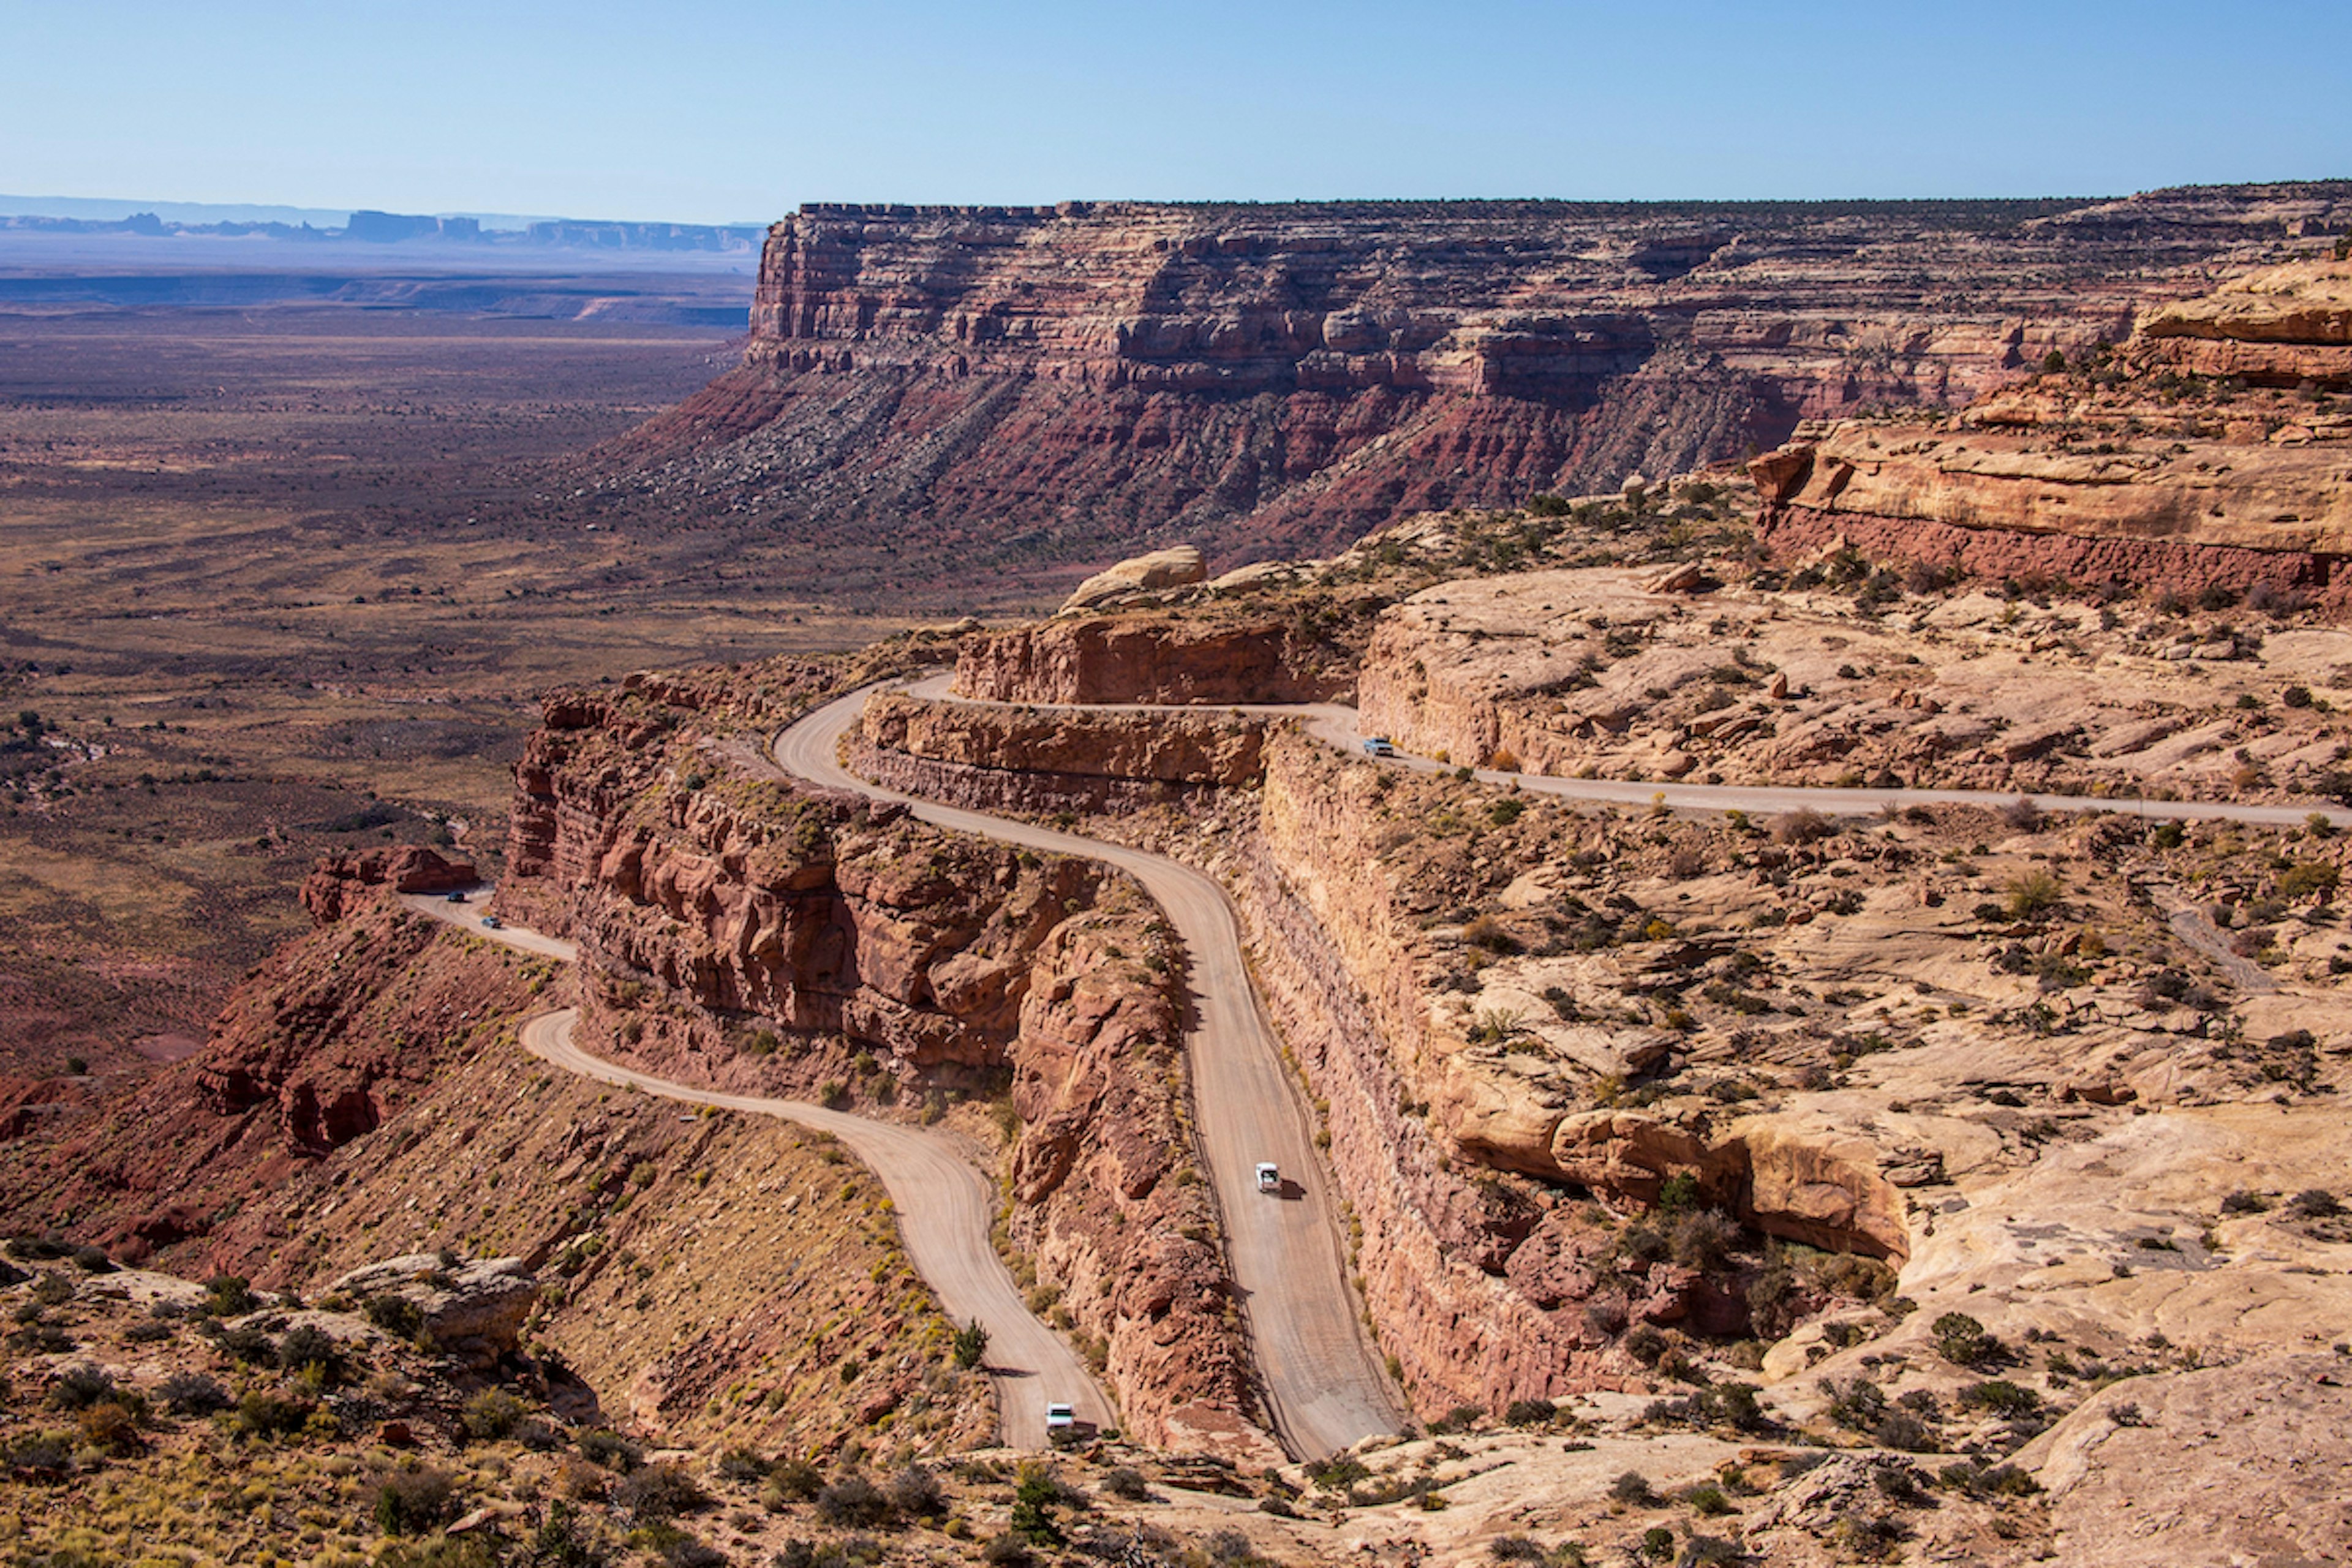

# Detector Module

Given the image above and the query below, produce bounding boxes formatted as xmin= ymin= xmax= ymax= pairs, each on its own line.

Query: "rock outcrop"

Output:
xmin=326 ymin=1253 xmax=540 ymax=1365
xmin=301 ymin=845 xmax=476 ymax=923
xmin=606 ymin=187 xmax=2352 ymax=584
xmin=1059 ymin=546 xmax=1207 ymax=613
xmin=954 ymin=612 xmax=1355 ymax=705
xmin=503 ymin=669 xmax=1264 ymax=1449
xmin=1752 ymin=256 xmax=2352 ymax=606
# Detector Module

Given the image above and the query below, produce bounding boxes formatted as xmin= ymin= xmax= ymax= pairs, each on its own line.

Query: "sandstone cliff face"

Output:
xmin=506 ymin=673 xmax=1261 ymax=1449
xmin=862 ymin=690 xmax=1264 ymax=791
xmin=607 ymin=187 xmax=2351 ymax=584
xmin=954 ymin=613 xmax=1355 ymax=705
xmin=1751 ymin=256 xmax=2352 ymax=605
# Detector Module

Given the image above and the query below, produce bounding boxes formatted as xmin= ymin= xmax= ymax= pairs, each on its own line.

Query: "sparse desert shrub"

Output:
xmin=1999 ymin=797 xmax=2043 ymax=831
xmin=885 ymin=1463 xmax=944 ymax=1518
xmin=767 ymin=1454 xmax=824 ymax=1502
xmin=1931 ymin=1312 xmax=1999 ymax=1367
xmin=461 ymin=1387 xmax=526 ymax=1441
xmin=363 ymin=1292 xmax=424 ymax=1338
xmin=203 ymin=1274 xmax=258 ymax=1316
xmin=219 ymin=1322 xmax=276 ymax=1365
xmin=617 ymin=1463 xmax=710 ymax=1521
xmin=2003 ymin=871 xmax=2063 ymax=920
xmin=1504 ymin=1396 xmax=1557 ymax=1428
xmin=77 ymin=1401 xmax=146 ymax=1458
xmin=1773 ymin=808 xmax=1836 ymax=845
xmin=1099 ymin=1464 xmax=1153 ymax=1501
xmin=46 ymin=1363 xmax=122 ymax=1412
xmin=816 ymin=1472 xmax=892 ymax=1529
xmin=578 ymin=1428 xmax=643 ymax=1472
xmin=373 ymin=1463 xmax=456 ymax=1535
xmin=2288 ymin=1188 xmax=2342 ymax=1219
xmin=1610 ymin=1469 xmax=1658 ymax=1506
xmin=276 ymin=1322 xmax=344 ymax=1381
xmin=1670 ymin=1210 xmax=1740 ymax=1272
xmin=233 ymin=1390 xmax=312 ymax=1440
xmin=1463 ymin=914 xmax=1521 ymax=953
xmin=1958 ymin=1379 xmax=2041 ymax=1418
xmin=2278 ymin=863 xmax=2340 ymax=901
xmin=158 ymin=1372 xmax=230 ymax=1417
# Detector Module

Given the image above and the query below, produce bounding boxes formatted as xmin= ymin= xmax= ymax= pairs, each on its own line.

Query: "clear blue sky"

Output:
xmin=6 ymin=0 xmax=2346 ymax=223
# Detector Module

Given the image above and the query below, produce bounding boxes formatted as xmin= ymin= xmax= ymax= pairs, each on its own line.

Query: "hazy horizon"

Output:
xmin=8 ymin=1 xmax=2347 ymax=225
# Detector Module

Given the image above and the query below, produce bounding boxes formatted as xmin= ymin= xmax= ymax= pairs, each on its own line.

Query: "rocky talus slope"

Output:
xmin=1753 ymin=255 xmax=2352 ymax=603
xmin=500 ymin=673 xmax=1264 ymax=1450
xmin=605 ymin=186 xmax=2351 ymax=589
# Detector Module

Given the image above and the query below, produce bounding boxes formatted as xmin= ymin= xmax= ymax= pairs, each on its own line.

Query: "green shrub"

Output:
xmin=373 ymin=1463 xmax=454 ymax=1534
xmin=461 ymin=1388 xmax=526 ymax=1441
xmin=202 ymin=1275 xmax=258 ymax=1316
xmin=1931 ymin=1312 xmax=1998 ymax=1366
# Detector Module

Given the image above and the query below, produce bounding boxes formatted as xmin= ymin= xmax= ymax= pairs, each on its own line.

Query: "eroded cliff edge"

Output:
xmin=605 ymin=186 xmax=2352 ymax=590
xmin=501 ymin=666 xmax=1267 ymax=1452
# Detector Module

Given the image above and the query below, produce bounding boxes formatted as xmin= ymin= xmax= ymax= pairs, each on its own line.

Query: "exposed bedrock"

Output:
xmin=850 ymin=686 xmax=1910 ymax=1409
xmin=1242 ymin=732 xmax=1906 ymax=1410
xmin=503 ymin=681 xmax=1259 ymax=1449
xmin=608 ymin=188 xmax=2351 ymax=573
xmin=1747 ymin=255 xmax=2352 ymax=606
xmin=954 ymin=614 xmax=1354 ymax=705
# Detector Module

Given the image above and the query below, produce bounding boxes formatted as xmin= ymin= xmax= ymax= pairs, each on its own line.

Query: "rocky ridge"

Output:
xmin=501 ymin=670 xmax=1265 ymax=1451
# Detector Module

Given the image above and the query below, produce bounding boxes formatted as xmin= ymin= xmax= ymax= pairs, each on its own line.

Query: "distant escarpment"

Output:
xmin=502 ymin=673 xmax=1264 ymax=1451
xmin=605 ymin=186 xmax=2350 ymax=590
xmin=1754 ymin=255 xmax=2352 ymax=606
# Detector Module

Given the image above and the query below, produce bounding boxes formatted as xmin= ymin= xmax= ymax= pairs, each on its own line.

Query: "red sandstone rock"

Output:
xmin=606 ymin=189 xmax=2349 ymax=576
xmin=301 ymin=846 xmax=476 ymax=924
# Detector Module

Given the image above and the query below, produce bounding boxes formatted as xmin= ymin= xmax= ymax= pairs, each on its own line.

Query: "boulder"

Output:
xmin=328 ymin=1253 xmax=539 ymax=1365
xmin=1058 ymin=546 xmax=1207 ymax=613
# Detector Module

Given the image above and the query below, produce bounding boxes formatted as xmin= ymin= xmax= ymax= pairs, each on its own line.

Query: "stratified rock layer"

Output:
xmin=610 ymin=186 xmax=2352 ymax=585
xmin=1753 ymin=256 xmax=2352 ymax=604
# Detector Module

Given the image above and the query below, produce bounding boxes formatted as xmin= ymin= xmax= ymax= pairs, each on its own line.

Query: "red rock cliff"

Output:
xmin=608 ymin=186 xmax=2351 ymax=587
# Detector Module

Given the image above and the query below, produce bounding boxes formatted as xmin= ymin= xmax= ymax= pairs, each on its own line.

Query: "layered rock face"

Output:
xmin=505 ymin=677 xmax=1261 ymax=1448
xmin=609 ymin=187 xmax=2351 ymax=582
xmin=1754 ymin=255 xmax=2352 ymax=604
xmin=850 ymin=689 xmax=1266 ymax=815
xmin=954 ymin=613 xmax=1355 ymax=704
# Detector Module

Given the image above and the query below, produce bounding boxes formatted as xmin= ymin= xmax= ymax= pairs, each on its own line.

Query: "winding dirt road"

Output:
xmin=777 ymin=691 xmax=1404 ymax=1460
xmin=400 ymin=894 xmax=1113 ymax=1451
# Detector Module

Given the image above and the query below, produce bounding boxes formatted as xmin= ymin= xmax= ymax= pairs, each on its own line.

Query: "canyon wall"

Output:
xmin=606 ymin=187 xmax=2352 ymax=589
xmin=503 ymin=677 xmax=1264 ymax=1450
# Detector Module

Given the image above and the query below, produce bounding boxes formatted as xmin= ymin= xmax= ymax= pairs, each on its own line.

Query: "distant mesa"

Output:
xmin=607 ymin=181 xmax=2352 ymax=579
xmin=347 ymin=209 xmax=472 ymax=244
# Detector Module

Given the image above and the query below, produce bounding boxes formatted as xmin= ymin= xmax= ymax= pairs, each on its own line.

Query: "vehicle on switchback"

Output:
xmin=1046 ymin=1402 xmax=1077 ymax=1443
xmin=1362 ymin=737 xmax=1396 ymax=758
xmin=1256 ymin=1162 xmax=1281 ymax=1194
xmin=481 ymin=914 xmax=503 ymax=930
